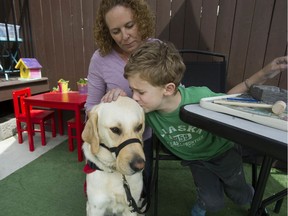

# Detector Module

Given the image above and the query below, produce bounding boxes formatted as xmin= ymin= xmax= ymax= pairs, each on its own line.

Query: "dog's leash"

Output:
xmin=98 ymin=138 xmax=152 ymax=213
xmin=122 ymin=175 xmax=150 ymax=214
xmin=86 ymin=160 xmax=150 ymax=213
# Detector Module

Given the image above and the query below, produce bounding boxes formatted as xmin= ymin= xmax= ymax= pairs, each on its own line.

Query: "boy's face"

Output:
xmin=127 ymin=74 xmax=166 ymax=113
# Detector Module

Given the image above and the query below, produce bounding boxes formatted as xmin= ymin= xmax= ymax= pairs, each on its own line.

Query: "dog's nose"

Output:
xmin=130 ymin=156 xmax=145 ymax=172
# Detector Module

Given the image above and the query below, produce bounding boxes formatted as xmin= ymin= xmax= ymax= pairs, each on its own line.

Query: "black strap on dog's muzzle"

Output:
xmin=100 ymin=138 xmax=142 ymax=157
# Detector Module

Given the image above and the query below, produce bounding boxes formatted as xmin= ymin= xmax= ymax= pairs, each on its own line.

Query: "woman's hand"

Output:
xmin=101 ymin=88 xmax=127 ymax=103
xmin=260 ymin=56 xmax=288 ymax=79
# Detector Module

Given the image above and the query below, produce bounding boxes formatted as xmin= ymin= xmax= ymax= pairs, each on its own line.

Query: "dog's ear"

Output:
xmin=82 ymin=111 xmax=100 ymax=155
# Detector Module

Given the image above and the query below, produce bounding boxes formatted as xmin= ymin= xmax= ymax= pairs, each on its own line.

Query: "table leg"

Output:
xmin=24 ymin=103 xmax=34 ymax=151
xmin=249 ymin=155 xmax=273 ymax=216
xmin=57 ymin=109 xmax=64 ymax=135
xmin=75 ymin=108 xmax=83 ymax=162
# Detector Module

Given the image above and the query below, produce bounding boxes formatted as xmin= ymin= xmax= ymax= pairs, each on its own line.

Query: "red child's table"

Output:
xmin=24 ymin=91 xmax=87 ymax=161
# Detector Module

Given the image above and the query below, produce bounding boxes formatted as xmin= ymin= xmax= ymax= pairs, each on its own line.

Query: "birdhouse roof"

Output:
xmin=15 ymin=58 xmax=42 ymax=69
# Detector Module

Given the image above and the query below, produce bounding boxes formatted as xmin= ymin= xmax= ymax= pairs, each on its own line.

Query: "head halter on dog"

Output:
xmin=100 ymin=138 xmax=142 ymax=157
xmin=86 ymin=138 xmax=147 ymax=214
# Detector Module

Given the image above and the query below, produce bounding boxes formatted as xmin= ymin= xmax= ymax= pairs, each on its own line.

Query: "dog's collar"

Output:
xmin=100 ymin=138 xmax=142 ymax=157
xmin=83 ymin=160 xmax=103 ymax=174
xmin=87 ymin=160 xmax=102 ymax=171
xmin=84 ymin=159 xmax=115 ymax=173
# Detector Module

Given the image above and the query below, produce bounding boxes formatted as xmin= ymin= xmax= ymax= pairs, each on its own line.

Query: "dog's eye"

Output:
xmin=136 ymin=124 xmax=143 ymax=132
xmin=110 ymin=127 xmax=121 ymax=135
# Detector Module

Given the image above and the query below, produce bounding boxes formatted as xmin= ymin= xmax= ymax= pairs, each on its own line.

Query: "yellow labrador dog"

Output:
xmin=82 ymin=96 xmax=146 ymax=216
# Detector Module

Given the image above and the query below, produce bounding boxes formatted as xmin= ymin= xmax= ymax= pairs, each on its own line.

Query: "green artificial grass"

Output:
xmin=0 ymin=141 xmax=286 ymax=216
xmin=0 ymin=141 xmax=86 ymax=216
xmin=153 ymin=161 xmax=287 ymax=216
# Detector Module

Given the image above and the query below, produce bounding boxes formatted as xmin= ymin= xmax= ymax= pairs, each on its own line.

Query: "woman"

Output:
xmin=84 ymin=0 xmax=156 ymax=195
xmin=85 ymin=0 xmax=155 ymax=111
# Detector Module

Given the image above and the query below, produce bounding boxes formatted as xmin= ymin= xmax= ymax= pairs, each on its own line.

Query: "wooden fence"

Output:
xmin=3 ymin=0 xmax=288 ymax=91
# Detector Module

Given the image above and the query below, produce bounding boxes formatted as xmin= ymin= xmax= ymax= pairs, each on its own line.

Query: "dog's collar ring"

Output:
xmin=100 ymin=138 xmax=142 ymax=157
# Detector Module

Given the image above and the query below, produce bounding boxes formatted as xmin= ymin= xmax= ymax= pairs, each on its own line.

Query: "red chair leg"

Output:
xmin=40 ymin=122 xmax=46 ymax=146
xmin=51 ymin=118 xmax=56 ymax=137
xmin=16 ymin=120 xmax=23 ymax=143
xmin=32 ymin=124 xmax=35 ymax=136
xmin=67 ymin=122 xmax=74 ymax=152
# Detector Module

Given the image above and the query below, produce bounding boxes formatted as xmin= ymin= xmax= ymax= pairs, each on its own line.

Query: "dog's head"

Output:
xmin=82 ymin=96 xmax=146 ymax=175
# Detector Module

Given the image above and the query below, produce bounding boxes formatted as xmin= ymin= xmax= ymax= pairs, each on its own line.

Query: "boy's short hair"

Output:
xmin=124 ymin=41 xmax=186 ymax=87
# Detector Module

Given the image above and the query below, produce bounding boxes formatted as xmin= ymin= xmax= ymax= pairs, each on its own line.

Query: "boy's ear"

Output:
xmin=164 ymin=83 xmax=176 ymax=95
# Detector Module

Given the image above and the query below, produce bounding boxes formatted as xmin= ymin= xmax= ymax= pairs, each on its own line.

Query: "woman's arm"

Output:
xmin=227 ymin=56 xmax=288 ymax=94
xmin=85 ymin=52 xmax=107 ymax=112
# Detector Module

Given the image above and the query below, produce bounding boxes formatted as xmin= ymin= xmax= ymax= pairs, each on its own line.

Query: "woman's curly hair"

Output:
xmin=94 ymin=0 xmax=155 ymax=56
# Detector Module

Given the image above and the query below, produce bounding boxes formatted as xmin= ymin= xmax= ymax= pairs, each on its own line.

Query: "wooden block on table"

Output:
xmin=250 ymin=85 xmax=287 ymax=104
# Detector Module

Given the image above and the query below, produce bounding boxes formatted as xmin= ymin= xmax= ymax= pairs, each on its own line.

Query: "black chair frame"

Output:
xmin=178 ymin=49 xmax=227 ymax=93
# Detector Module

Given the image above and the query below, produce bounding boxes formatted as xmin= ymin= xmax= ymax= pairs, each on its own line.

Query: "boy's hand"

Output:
xmin=101 ymin=88 xmax=127 ymax=103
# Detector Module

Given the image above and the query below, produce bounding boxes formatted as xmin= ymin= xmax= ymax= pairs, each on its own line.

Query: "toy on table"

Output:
xmin=214 ymin=85 xmax=287 ymax=115
xmin=213 ymin=100 xmax=286 ymax=115
xmin=52 ymin=79 xmax=70 ymax=92
xmin=57 ymin=79 xmax=69 ymax=93
xmin=249 ymin=85 xmax=287 ymax=104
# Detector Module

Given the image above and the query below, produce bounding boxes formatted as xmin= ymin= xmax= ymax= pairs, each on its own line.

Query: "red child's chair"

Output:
xmin=67 ymin=118 xmax=85 ymax=152
xmin=12 ymin=87 xmax=56 ymax=146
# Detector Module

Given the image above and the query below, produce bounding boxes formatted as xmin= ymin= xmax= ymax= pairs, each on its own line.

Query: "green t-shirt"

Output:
xmin=146 ymin=86 xmax=234 ymax=161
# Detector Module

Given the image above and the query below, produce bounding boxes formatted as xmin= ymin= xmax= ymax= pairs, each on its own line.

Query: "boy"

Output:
xmin=123 ymin=41 xmax=254 ymax=216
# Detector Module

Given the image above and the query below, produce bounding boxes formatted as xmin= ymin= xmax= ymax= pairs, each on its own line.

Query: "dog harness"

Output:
xmin=83 ymin=138 xmax=147 ymax=214
xmin=99 ymin=138 xmax=142 ymax=157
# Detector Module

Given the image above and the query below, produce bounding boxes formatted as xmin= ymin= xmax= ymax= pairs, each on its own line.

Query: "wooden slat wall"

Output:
xmin=23 ymin=0 xmax=286 ymax=91
xmin=28 ymin=0 xmax=99 ymax=90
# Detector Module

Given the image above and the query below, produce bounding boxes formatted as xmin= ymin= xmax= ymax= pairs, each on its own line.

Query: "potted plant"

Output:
xmin=57 ymin=78 xmax=69 ymax=93
xmin=77 ymin=78 xmax=88 ymax=94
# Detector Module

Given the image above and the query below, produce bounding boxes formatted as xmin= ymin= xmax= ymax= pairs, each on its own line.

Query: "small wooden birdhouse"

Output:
xmin=15 ymin=58 xmax=42 ymax=79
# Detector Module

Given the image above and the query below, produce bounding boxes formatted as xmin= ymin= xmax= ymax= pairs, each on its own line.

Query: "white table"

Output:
xmin=180 ymin=104 xmax=287 ymax=216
